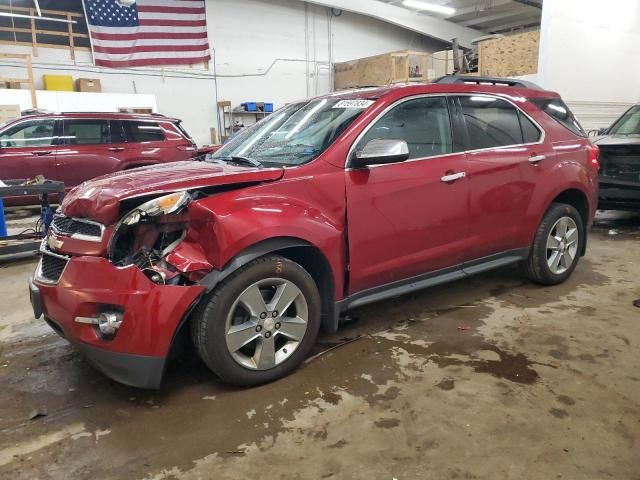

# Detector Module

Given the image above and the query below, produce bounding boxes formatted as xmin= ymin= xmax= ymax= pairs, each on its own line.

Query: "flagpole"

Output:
xmin=80 ymin=0 xmax=97 ymax=66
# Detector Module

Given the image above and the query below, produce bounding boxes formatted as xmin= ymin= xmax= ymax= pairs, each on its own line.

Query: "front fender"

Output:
xmin=166 ymin=191 xmax=347 ymax=299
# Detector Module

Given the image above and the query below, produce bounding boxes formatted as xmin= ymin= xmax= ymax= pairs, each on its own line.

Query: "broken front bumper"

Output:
xmin=30 ymin=254 xmax=205 ymax=389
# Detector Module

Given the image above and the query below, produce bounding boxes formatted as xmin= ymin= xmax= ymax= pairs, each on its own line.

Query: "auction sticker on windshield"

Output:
xmin=332 ymin=100 xmax=375 ymax=109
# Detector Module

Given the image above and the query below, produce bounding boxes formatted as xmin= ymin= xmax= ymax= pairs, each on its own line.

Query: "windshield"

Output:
xmin=208 ymin=98 xmax=375 ymax=167
xmin=608 ymin=106 xmax=640 ymax=135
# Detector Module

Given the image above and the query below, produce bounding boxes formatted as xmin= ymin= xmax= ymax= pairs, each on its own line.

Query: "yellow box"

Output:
xmin=42 ymin=74 xmax=74 ymax=91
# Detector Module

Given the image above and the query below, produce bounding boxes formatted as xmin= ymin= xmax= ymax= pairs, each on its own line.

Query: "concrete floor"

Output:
xmin=0 ymin=212 xmax=639 ymax=480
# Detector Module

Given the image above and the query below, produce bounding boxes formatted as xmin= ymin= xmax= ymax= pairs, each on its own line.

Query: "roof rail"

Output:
xmin=432 ymin=75 xmax=541 ymax=90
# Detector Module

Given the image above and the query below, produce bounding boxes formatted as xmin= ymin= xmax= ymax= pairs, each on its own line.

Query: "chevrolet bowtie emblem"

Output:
xmin=48 ymin=234 xmax=64 ymax=250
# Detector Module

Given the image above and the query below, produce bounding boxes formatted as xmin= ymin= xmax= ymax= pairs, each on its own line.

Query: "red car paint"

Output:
xmin=0 ymin=112 xmax=196 ymax=205
xmin=30 ymin=82 xmax=598 ymax=388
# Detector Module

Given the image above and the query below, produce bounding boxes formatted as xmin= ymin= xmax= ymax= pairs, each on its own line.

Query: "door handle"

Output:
xmin=32 ymin=150 xmax=52 ymax=156
xmin=528 ymin=154 xmax=546 ymax=164
xmin=107 ymin=147 xmax=125 ymax=152
xmin=440 ymin=171 xmax=466 ymax=183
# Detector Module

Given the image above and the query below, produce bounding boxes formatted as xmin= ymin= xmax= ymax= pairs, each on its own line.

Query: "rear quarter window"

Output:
xmin=531 ymin=98 xmax=586 ymax=137
xmin=122 ymin=120 xmax=165 ymax=142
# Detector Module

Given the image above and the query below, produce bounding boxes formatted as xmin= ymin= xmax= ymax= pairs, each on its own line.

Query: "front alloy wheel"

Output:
xmin=225 ymin=278 xmax=309 ymax=370
xmin=192 ymin=256 xmax=321 ymax=386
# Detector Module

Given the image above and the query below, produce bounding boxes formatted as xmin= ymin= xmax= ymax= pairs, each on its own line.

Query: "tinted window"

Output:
xmin=357 ymin=96 xmax=453 ymax=160
xmin=531 ymin=98 xmax=586 ymax=137
xmin=62 ymin=119 xmax=109 ymax=145
xmin=460 ymin=96 xmax=523 ymax=149
xmin=519 ymin=111 xmax=542 ymax=143
xmin=0 ymin=119 xmax=56 ymax=148
xmin=110 ymin=120 xmax=126 ymax=143
xmin=123 ymin=121 xmax=165 ymax=142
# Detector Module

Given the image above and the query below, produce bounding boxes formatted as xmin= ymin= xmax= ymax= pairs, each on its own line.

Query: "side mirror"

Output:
xmin=352 ymin=139 xmax=410 ymax=168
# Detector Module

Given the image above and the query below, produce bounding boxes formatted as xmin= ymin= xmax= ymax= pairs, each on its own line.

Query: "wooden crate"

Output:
xmin=478 ymin=31 xmax=540 ymax=77
xmin=334 ymin=50 xmax=437 ymax=90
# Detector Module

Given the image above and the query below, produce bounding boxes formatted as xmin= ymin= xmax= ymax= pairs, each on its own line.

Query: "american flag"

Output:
xmin=83 ymin=0 xmax=211 ymax=68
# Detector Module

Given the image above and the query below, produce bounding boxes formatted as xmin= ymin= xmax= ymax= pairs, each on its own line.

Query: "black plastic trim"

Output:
xmin=332 ymin=248 xmax=530 ymax=330
xmin=198 ymin=237 xmax=310 ymax=292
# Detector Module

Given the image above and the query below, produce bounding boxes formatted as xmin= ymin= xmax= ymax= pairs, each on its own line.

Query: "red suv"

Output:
xmin=1 ymin=112 xmax=196 ymax=205
xmin=29 ymin=78 xmax=599 ymax=389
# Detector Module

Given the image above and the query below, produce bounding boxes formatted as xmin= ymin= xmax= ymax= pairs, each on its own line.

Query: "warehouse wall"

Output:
xmin=0 ymin=0 xmax=447 ymax=145
xmin=537 ymin=0 xmax=640 ymax=130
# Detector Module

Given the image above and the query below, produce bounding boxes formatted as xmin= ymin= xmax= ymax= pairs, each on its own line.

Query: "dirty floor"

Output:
xmin=1 ymin=212 xmax=639 ymax=480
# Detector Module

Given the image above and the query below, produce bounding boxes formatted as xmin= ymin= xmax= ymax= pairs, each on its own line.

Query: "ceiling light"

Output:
xmin=402 ymin=0 xmax=456 ymax=15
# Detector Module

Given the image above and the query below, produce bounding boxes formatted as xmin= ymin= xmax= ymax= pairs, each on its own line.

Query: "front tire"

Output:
xmin=521 ymin=203 xmax=584 ymax=285
xmin=191 ymin=255 xmax=321 ymax=386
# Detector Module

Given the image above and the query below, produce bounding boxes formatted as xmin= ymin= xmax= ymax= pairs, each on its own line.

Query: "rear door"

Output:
xmin=0 ymin=118 xmax=58 ymax=181
xmin=456 ymin=95 xmax=551 ymax=261
xmin=345 ymin=95 xmax=470 ymax=294
xmin=119 ymin=119 xmax=168 ymax=167
xmin=56 ymin=118 xmax=121 ymax=187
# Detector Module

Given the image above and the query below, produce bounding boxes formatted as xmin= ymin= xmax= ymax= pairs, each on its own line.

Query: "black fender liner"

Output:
xmin=198 ymin=237 xmax=311 ymax=292
xmin=197 ymin=237 xmax=340 ymax=333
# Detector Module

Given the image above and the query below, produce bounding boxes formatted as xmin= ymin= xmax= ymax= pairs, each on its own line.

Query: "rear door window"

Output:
xmin=530 ymin=98 xmax=586 ymax=137
xmin=62 ymin=119 xmax=110 ymax=145
xmin=519 ymin=111 xmax=542 ymax=143
xmin=458 ymin=96 xmax=527 ymax=149
xmin=122 ymin=121 xmax=165 ymax=142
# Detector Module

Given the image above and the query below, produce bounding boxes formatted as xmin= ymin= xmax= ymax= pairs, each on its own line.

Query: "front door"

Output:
xmin=345 ymin=95 xmax=470 ymax=294
xmin=0 ymin=118 xmax=58 ymax=182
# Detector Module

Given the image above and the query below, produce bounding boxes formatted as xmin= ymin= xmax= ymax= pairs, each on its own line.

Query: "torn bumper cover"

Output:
xmin=30 ymin=255 xmax=205 ymax=389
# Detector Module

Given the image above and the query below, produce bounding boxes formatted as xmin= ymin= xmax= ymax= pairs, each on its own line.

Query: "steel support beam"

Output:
xmin=296 ymin=0 xmax=482 ymax=48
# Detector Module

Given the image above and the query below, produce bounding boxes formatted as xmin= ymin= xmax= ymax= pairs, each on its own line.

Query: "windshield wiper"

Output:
xmin=214 ymin=156 xmax=263 ymax=168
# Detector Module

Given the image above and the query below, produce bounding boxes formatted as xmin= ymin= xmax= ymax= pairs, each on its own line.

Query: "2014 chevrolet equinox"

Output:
xmin=29 ymin=79 xmax=599 ymax=388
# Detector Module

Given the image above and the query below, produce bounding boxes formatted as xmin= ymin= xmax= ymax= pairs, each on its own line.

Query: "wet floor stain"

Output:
xmin=374 ymin=418 xmax=400 ymax=429
xmin=549 ymin=408 xmax=569 ymax=419
xmin=435 ymin=378 xmax=455 ymax=391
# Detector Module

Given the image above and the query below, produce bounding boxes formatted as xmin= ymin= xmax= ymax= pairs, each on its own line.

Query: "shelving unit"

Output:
xmin=217 ymin=100 xmax=272 ymax=142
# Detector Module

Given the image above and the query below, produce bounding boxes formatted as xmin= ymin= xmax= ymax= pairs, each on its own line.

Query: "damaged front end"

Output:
xmin=108 ymin=191 xmax=213 ymax=285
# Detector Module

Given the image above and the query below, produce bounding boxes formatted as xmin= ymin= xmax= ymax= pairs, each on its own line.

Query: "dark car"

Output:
xmin=591 ymin=104 xmax=640 ymax=210
xmin=0 ymin=112 xmax=197 ymax=205
xmin=30 ymin=78 xmax=598 ymax=389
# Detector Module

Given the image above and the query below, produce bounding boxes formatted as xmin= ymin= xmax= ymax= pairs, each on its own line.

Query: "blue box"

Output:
xmin=263 ymin=103 xmax=273 ymax=112
xmin=242 ymin=102 xmax=258 ymax=112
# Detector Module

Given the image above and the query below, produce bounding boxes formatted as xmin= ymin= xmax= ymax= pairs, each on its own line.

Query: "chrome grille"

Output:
xmin=38 ymin=249 xmax=69 ymax=283
xmin=51 ymin=214 xmax=103 ymax=240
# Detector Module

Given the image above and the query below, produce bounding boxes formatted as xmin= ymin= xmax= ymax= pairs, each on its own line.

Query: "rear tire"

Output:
xmin=521 ymin=203 xmax=584 ymax=285
xmin=191 ymin=255 xmax=321 ymax=386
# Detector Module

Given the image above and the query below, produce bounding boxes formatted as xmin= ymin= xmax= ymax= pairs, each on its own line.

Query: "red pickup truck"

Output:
xmin=29 ymin=78 xmax=599 ymax=389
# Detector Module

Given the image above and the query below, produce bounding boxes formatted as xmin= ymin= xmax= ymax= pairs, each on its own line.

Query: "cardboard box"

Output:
xmin=0 ymin=105 xmax=21 ymax=124
xmin=6 ymin=82 xmax=22 ymax=89
xmin=76 ymin=78 xmax=102 ymax=93
xmin=43 ymin=74 xmax=74 ymax=91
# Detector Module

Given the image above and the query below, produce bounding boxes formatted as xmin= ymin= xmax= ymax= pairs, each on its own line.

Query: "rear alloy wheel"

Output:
xmin=191 ymin=256 xmax=321 ymax=386
xmin=521 ymin=202 xmax=584 ymax=285
xmin=545 ymin=216 xmax=579 ymax=275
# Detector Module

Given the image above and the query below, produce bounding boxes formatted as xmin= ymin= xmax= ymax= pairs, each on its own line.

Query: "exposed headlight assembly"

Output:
xmin=122 ymin=191 xmax=191 ymax=226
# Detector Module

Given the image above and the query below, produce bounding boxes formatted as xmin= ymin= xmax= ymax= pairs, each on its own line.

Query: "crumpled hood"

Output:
xmin=61 ymin=161 xmax=284 ymax=225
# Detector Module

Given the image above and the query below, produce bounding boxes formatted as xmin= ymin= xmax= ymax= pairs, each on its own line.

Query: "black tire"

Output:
xmin=521 ymin=202 xmax=584 ymax=285
xmin=191 ymin=255 xmax=321 ymax=386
